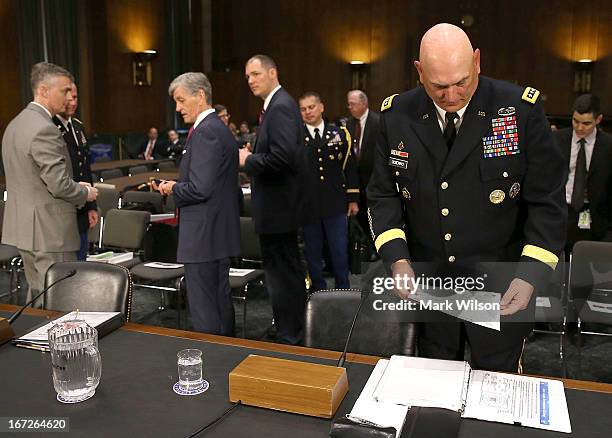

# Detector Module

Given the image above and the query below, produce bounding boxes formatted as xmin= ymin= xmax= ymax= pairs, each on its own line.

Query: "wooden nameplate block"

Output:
xmin=0 ymin=317 xmax=15 ymax=345
xmin=229 ymin=354 xmax=349 ymax=418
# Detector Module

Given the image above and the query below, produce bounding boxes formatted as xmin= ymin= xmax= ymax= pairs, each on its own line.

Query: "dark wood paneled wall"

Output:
xmin=1 ymin=0 xmax=610 ymax=135
xmin=0 ymin=0 xmax=23 ymax=135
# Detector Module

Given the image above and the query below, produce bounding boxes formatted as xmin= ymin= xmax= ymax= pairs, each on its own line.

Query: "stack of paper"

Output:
xmin=373 ymin=356 xmax=471 ymax=412
xmin=87 ymin=251 xmax=133 ymax=264
xmin=347 ymin=360 xmax=409 ymax=437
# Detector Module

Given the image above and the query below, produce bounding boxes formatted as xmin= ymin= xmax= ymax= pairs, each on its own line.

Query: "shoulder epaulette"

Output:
xmin=381 ymin=94 xmax=399 ymax=112
xmin=521 ymin=87 xmax=540 ymax=104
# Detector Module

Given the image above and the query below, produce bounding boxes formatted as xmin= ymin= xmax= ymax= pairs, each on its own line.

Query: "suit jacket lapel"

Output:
xmin=441 ymin=80 xmax=490 ymax=178
xmin=412 ymin=98 xmax=448 ymax=164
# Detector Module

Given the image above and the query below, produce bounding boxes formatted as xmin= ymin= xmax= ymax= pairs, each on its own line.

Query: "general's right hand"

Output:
xmin=390 ymin=259 xmax=416 ymax=299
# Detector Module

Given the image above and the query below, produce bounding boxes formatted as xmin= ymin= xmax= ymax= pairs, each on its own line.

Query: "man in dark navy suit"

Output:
xmin=53 ymin=83 xmax=98 ymax=260
xmin=157 ymin=72 xmax=240 ymax=336
xmin=240 ymin=54 xmax=307 ymax=344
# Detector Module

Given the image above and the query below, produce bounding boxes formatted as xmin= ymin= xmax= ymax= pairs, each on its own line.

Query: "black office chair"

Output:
xmin=128 ymin=165 xmax=148 ymax=175
xmin=0 ymin=200 xmax=23 ymax=302
xmin=100 ymin=209 xmax=151 ymax=269
xmin=571 ymin=241 xmax=612 ymax=339
xmin=122 ymin=191 xmax=163 ymax=214
xmin=100 ymin=168 xmax=123 ymax=181
xmin=43 ymin=261 xmax=133 ymax=321
xmin=129 ymin=223 xmax=186 ymax=328
xmin=157 ymin=161 xmax=177 ymax=171
xmin=533 ymin=252 xmax=568 ymax=357
xmin=96 ymin=188 xmax=121 ymax=216
xmin=304 ymin=288 xmax=417 ymax=357
xmin=231 ymin=217 xmax=265 ymax=337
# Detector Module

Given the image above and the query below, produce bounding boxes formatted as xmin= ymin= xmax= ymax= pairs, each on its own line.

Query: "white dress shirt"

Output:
xmin=56 ymin=114 xmax=79 ymax=145
xmin=565 ymin=128 xmax=596 ymax=204
xmin=306 ymin=120 xmax=325 ymax=139
xmin=263 ymin=85 xmax=282 ymax=111
xmin=193 ymin=108 xmax=216 ymax=130
xmin=433 ymin=101 xmax=469 ymax=134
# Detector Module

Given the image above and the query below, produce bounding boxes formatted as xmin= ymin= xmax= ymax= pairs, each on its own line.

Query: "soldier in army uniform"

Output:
xmin=299 ymin=92 xmax=360 ymax=291
xmin=53 ymin=83 xmax=98 ymax=260
xmin=367 ymin=24 xmax=566 ymax=372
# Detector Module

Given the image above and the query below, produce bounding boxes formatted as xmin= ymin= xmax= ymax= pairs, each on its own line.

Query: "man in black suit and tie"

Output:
xmin=346 ymin=90 xmax=380 ymax=256
xmin=138 ymin=127 xmax=165 ymax=160
xmin=555 ymin=94 xmax=612 ymax=254
xmin=239 ymin=54 xmax=307 ymax=344
xmin=157 ymin=72 xmax=240 ymax=336
xmin=53 ymin=83 xmax=99 ymax=260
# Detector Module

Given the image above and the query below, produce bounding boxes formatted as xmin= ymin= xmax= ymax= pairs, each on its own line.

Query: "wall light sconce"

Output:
xmin=132 ymin=50 xmax=157 ymax=87
xmin=350 ymin=61 xmax=368 ymax=91
xmin=573 ymin=59 xmax=593 ymax=94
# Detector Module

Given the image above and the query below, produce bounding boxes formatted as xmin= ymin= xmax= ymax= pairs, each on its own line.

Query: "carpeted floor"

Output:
xmin=2 ymin=261 xmax=611 ymax=383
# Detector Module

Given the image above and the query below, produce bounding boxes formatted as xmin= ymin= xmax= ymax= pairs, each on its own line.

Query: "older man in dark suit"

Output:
xmin=239 ymin=54 xmax=306 ymax=345
xmin=157 ymin=72 xmax=240 ymax=336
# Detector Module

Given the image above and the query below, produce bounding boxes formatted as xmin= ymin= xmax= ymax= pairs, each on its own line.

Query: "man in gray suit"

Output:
xmin=1 ymin=62 xmax=98 ymax=305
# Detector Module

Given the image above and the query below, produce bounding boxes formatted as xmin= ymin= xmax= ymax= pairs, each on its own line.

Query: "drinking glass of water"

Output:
xmin=177 ymin=349 xmax=203 ymax=391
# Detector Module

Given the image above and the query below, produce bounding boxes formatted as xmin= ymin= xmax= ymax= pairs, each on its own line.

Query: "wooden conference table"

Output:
xmin=1 ymin=303 xmax=611 ymax=437
xmin=91 ymin=159 xmax=172 ymax=173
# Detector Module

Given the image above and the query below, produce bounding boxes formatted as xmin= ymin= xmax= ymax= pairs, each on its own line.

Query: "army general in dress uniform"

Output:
xmin=298 ymin=92 xmax=360 ymax=291
xmin=367 ymin=24 xmax=566 ymax=372
xmin=53 ymin=83 xmax=98 ymax=261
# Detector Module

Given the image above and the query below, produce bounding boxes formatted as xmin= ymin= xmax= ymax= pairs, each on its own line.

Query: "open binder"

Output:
xmin=348 ymin=356 xmax=572 ymax=435
xmin=11 ymin=311 xmax=124 ymax=352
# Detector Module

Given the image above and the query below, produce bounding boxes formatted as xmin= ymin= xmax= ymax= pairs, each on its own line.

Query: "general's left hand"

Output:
xmin=239 ymin=147 xmax=251 ymax=167
xmin=88 ymin=209 xmax=99 ymax=229
xmin=500 ymin=278 xmax=534 ymax=315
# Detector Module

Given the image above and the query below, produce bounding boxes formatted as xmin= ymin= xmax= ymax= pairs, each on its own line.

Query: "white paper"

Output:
xmin=463 ymin=370 xmax=572 ymax=433
xmin=372 ymin=356 xmax=470 ymax=412
xmin=150 ymin=213 xmax=176 ymax=222
xmin=144 ymin=262 xmax=184 ymax=269
xmin=536 ymin=297 xmax=552 ymax=308
xmin=347 ymin=359 xmax=408 ymax=437
xmin=87 ymin=251 xmax=133 ymax=264
xmin=586 ymin=300 xmax=612 ymax=314
xmin=241 ymin=187 xmax=251 ymax=195
xmin=17 ymin=311 xmax=121 ymax=343
xmin=229 ymin=268 xmax=255 ymax=277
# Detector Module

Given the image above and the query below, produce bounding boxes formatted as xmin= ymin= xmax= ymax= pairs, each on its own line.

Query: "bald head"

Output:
xmin=415 ymin=23 xmax=480 ymax=112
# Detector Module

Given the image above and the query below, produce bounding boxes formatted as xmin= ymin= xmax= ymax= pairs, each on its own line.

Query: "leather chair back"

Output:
xmin=122 ymin=191 xmax=163 ymax=214
xmin=102 ymin=209 xmax=150 ymax=250
xmin=240 ymin=217 xmax=261 ymax=261
xmin=304 ymin=289 xmax=417 ymax=357
xmin=43 ymin=261 xmax=132 ymax=321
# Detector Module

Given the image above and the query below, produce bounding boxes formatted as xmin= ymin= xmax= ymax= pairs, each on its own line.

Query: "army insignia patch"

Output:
xmin=482 ymin=115 xmax=520 ymax=158
xmin=521 ymin=87 xmax=540 ymax=104
xmin=489 ymin=190 xmax=505 ymax=204
xmin=422 ymin=114 xmax=429 ymax=120
xmin=398 ymin=141 xmax=405 ymax=150
xmin=477 ymin=111 xmax=486 ymax=117
xmin=497 ymin=106 xmax=516 ymax=116
xmin=390 ymin=149 xmax=409 ymax=158
xmin=381 ymin=94 xmax=399 ymax=112
xmin=388 ymin=157 xmax=408 ymax=169
xmin=509 ymin=182 xmax=521 ymax=198
xmin=401 ymin=188 xmax=411 ymax=200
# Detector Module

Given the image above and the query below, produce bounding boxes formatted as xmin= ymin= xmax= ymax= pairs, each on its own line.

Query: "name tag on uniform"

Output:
xmin=388 ymin=157 xmax=408 ymax=169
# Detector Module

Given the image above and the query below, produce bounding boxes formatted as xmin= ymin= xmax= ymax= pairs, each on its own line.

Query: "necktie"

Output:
xmin=313 ymin=127 xmax=321 ymax=148
xmin=187 ymin=126 xmax=195 ymax=142
xmin=66 ymin=121 xmax=77 ymax=145
xmin=443 ymin=112 xmax=459 ymax=148
xmin=353 ymin=118 xmax=362 ymax=158
xmin=258 ymin=109 xmax=266 ymax=125
xmin=571 ymin=138 xmax=588 ymax=211
xmin=145 ymin=140 xmax=154 ymax=160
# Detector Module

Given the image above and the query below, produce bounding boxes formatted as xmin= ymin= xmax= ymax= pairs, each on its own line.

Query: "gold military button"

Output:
xmin=503 ymin=171 xmax=509 ymax=178
xmin=329 ymin=155 xmax=335 ymax=160
xmin=401 ymin=188 xmax=411 ymax=200
xmin=448 ymin=256 xmax=456 ymax=263
xmin=318 ymin=149 xmax=321 ymax=153
xmin=319 ymin=167 xmax=323 ymax=171
xmin=441 ymin=208 xmax=449 ymax=216
xmin=319 ymin=158 xmax=323 ymax=162
xmin=444 ymin=233 xmax=452 ymax=241
xmin=489 ymin=190 xmax=505 ymax=204
xmin=395 ymin=171 xmax=400 ymax=177
xmin=320 ymin=176 xmax=325 ymax=181
xmin=335 ymin=146 xmax=338 ymax=150
xmin=441 ymin=181 xmax=448 ymax=190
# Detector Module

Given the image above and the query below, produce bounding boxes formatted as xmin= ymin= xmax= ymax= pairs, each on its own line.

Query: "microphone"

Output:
xmin=7 ymin=269 xmax=77 ymax=324
xmin=337 ymin=288 xmax=371 ymax=368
